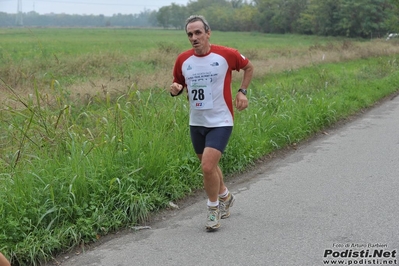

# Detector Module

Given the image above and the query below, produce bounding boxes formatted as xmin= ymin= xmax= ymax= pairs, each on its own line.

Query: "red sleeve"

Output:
xmin=213 ymin=45 xmax=249 ymax=72
xmin=173 ymin=57 xmax=184 ymax=85
xmin=231 ymin=48 xmax=249 ymax=72
xmin=172 ymin=52 xmax=191 ymax=87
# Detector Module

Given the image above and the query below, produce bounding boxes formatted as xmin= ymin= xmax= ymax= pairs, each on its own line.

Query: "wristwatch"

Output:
xmin=238 ymin=88 xmax=247 ymax=95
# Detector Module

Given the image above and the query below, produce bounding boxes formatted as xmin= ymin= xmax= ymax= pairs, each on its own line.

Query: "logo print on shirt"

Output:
xmin=187 ymin=65 xmax=192 ymax=70
xmin=210 ymin=62 xmax=219 ymax=66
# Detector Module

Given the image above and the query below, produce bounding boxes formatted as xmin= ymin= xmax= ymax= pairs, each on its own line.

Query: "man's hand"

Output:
xmin=235 ymin=92 xmax=248 ymax=111
xmin=170 ymin=83 xmax=183 ymax=96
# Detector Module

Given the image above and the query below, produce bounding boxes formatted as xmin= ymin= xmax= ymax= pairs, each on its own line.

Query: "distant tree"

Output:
xmin=1 ymin=0 xmax=397 ymax=37
xmin=297 ymin=0 xmax=341 ymax=36
xmin=200 ymin=5 xmax=234 ymax=31
xmin=389 ymin=0 xmax=399 ymax=8
xmin=135 ymin=9 xmax=154 ymax=27
xmin=336 ymin=0 xmax=390 ymax=37
xmin=296 ymin=0 xmax=393 ymax=37
xmin=231 ymin=0 xmax=244 ymax=8
xmin=186 ymin=0 xmax=229 ymax=14
xmin=253 ymin=0 xmax=307 ymax=33
xmin=0 ymin=12 xmax=15 ymax=26
xmin=169 ymin=4 xmax=188 ymax=29
xmin=232 ymin=4 xmax=258 ymax=31
xmin=148 ymin=10 xmax=158 ymax=27
xmin=157 ymin=6 xmax=171 ymax=28
xmin=384 ymin=1 xmax=399 ymax=33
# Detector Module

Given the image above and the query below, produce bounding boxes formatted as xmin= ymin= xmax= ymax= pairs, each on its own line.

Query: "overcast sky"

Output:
xmin=0 ymin=0 xmax=190 ymax=16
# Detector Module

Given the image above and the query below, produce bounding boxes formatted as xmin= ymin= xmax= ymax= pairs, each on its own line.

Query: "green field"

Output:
xmin=0 ymin=28 xmax=352 ymax=86
xmin=1 ymin=28 xmax=399 ymax=265
xmin=0 ymin=28 xmax=340 ymax=54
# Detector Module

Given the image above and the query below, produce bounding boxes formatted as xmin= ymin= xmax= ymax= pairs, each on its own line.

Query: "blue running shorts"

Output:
xmin=190 ymin=126 xmax=233 ymax=154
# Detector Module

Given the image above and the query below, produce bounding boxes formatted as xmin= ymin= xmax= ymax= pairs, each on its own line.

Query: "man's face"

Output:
xmin=186 ymin=20 xmax=211 ymax=55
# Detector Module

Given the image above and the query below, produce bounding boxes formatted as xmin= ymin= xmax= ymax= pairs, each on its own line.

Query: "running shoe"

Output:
xmin=219 ymin=193 xmax=235 ymax=219
xmin=206 ymin=206 xmax=221 ymax=230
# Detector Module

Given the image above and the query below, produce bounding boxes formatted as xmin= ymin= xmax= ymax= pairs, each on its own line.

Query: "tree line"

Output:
xmin=1 ymin=0 xmax=398 ymax=38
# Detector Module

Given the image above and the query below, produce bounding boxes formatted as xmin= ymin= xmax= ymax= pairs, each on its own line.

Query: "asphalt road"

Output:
xmin=57 ymin=94 xmax=399 ymax=266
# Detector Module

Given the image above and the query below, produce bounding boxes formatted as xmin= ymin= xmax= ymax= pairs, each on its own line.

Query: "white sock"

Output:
xmin=218 ymin=188 xmax=229 ymax=199
xmin=207 ymin=199 xmax=219 ymax=207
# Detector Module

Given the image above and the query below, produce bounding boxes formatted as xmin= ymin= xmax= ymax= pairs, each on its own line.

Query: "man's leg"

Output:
xmin=0 ymin=252 xmax=10 ymax=266
xmin=191 ymin=126 xmax=233 ymax=229
xmin=198 ymin=147 xmax=224 ymax=230
xmin=198 ymin=147 xmax=223 ymax=202
xmin=198 ymin=154 xmax=231 ymax=208
xmin=216 ymin=165 xmax=227 ymax=195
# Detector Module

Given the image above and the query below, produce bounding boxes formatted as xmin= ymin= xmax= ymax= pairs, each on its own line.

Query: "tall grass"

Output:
xmin=223 ymin=57 xmax=399 ymax=172
xmin=1 ymin=28 xmax=399 ymax=265
xmin=1 ymin=81 xmax=203 ymax=264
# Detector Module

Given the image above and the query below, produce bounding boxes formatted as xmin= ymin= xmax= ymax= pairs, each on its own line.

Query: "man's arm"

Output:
xmin=0 ymin=252 xmax=10 ymax=266
xmin=235 ymin=61 xmax=254 ymax=111
xmin=240 ymin=61 xmax=254 ymax=90
xmin=170 ymin=82 xmax=183 ymax=96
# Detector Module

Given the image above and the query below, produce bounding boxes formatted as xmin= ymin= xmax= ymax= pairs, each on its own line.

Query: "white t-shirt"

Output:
xmin=173 ymin=45 xmax=249 ymax=127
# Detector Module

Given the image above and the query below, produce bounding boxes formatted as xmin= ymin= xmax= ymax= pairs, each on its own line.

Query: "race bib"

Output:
xmin=189 ymin=81 xmax=213 ymax=110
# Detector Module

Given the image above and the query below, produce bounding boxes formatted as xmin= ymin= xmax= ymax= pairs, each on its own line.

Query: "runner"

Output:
xmin=170 ymin=15 xmax=254 ymax=230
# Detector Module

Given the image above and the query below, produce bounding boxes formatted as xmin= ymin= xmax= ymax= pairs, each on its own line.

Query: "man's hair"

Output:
xmin=185 ymin=15 xmax=211 ymax=33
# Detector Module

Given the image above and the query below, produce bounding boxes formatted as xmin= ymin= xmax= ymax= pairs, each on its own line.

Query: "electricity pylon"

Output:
xmin=16 ymin=0 xmax=23 ymax=26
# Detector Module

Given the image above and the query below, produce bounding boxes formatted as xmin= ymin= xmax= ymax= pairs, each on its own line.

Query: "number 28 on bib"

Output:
xmin=189 ymin=82 xmax=213 ymax=110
